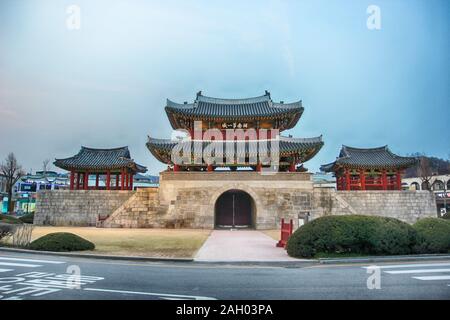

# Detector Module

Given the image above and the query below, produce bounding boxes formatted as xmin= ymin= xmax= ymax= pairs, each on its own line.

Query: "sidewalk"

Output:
xmin=194 ymin=230 xmax=302 ymax=262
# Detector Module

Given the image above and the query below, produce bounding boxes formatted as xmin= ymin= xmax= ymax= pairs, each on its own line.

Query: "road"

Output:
xmin=0 ymin=251 xmax=449 ymax=300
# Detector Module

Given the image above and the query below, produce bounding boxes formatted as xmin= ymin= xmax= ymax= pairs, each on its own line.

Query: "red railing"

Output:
xmin=276 ymin=218 xmax=293 ymax=248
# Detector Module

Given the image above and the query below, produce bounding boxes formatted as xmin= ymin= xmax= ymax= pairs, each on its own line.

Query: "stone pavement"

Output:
xmin=194 ymin=230 xmax=300 ymax=262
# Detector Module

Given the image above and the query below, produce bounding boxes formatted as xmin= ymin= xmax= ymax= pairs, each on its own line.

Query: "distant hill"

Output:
xmin=404 ymin=154 xmax=450 ymax=178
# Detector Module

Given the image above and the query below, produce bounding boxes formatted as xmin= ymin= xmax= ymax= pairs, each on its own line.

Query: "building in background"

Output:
xmin=11 ymin=171 xmax=69 ymax=214
xmin=402 ymin=174 xmax=450 ymax=215
xmin=312 ymin=172 xmax=336 ymax=188
xmin=0 ymin=174 xmax=7 ymax=213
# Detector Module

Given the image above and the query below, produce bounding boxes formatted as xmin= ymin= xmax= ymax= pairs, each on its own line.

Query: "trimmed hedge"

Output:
xmin=18 ymin=213 xmax=34 ymax=224
xmin=286 ymin=215 xmax=418 ymax=258
xmin=413 ymin=218 xmax=450 ymax=254
xmin=29 ymin=232 xmax=95 ymax=252
xmin=0 ymin=214 xmax=23 ymax=225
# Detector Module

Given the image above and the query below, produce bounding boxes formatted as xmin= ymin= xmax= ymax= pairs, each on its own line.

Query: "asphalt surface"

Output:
xmin=0 ymin=251 xmax=449 ymax=300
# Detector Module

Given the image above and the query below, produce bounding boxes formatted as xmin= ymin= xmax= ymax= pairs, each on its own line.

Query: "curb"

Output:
xmin=318 ymin=254 xmax=450 ymax=265
xmin=1 ymin=246 xmax=449 ymax=266
xmin=0 ymin=247 xmax=194 ymax=263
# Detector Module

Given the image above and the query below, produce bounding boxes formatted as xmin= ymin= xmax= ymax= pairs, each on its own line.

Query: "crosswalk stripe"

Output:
xmin=0 ymin=257 xmax=65 ymax=264
xmin=0 ymin=262 xmax=41 ymax=268
xmin=385 ymin=268 xmax=450 ymax=274
xmin=0 ymin=268 xmax=13 ymax=273
xmin=362 ymin=262 xmax=450 ymax=269
xmin=413 ymin=275 xmax=450 ymax=281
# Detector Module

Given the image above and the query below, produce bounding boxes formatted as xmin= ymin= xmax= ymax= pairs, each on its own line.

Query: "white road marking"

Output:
xmin=362 ymin=262 xmax=450 ymax=269
xmin=385 ymin=268 xmax=450 ymax=274
xmin=0 ymin=257 xmax=65 ymax=264
xmin=0 ymin=268 xmax=13 ymax=273
xmin=412 ymin=275 xmax=450 ymax=281
xmin=0 ymin=262 xmax=41 ymax=268
xmin=84 ymin=288 xmax=216 ymax=300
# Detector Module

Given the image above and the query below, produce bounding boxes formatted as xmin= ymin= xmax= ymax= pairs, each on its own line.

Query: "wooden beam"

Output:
xmin=130 ymin=173 xmax=134 ymax=190
xmin=360 ymin=169 xmax=366 ymax=191
xmin=84 ymin=172 xmax=89 ymax=190
xmin=396 ymin=169 xmax=402 ymax=190
xmin=76 ymin=172 xmax=81 ymax=190
xmin=382 ymin=170 xmax=387 ymax=190
xmin=70 ymin=171 xmax=75 ymax=190
xmin=345 ymin=169 xmax=351 ymax=191
xmin=106 ymin=171 xmax=111 ymax=190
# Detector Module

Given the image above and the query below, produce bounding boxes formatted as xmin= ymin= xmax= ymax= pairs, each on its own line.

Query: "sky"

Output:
xmin=0 ymin=0 xmax=449 ymax=175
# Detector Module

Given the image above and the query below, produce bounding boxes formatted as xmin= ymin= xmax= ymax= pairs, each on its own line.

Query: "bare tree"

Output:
xmin=42 ymin=159 xmax=50 ymax=176
xmin=417 ymin=156 xmax=433 ymax=190
xmin=0 ymin=153 xmax=25 ymax=213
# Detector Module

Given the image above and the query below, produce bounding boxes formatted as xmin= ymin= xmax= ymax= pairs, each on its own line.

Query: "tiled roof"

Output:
xmin=165 ymin=91 xmax=303 ymax=130
xmin=54 ymin=146 xmax=147 ymax=173
xmin=146 ymin=136 xmax=323 ymax=165
xmin=320 ymin=145 xmax=418 ymax=172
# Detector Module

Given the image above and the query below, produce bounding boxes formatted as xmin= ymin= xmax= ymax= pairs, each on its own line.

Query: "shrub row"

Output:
xmin=29 ymin=232 xmax=95 ymax=252
xmin=286 ymin=215 xmax=450 ymax=258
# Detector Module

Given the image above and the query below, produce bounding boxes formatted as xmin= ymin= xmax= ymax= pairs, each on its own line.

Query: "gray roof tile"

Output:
xmin=54 ymin=146 xmax=147 ymax=173
xmin=321 ymin=145 xmax=417 ymax=172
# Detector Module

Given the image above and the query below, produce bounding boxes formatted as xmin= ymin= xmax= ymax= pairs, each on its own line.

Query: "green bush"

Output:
xmin=0 ymin=214 xmax=23 ymax=224
xmin=413 ymin=218 xmax=450 ymax=254
xmin=29 ymin=232 xmax=95 ymax=252
xmin=18 ymin=213 xmax=34 ymax=224
xmin=286 ymin=215 xmax=418 ymax=258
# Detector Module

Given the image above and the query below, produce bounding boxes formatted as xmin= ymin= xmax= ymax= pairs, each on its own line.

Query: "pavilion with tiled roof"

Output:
xmin=165 ymin=90 xmax=303 ymax=133
xmin=147 ymin=91 xmax=323 ymax=172
xmin=320 ymin=145 xmax=417 ymax=190
xmin=54 ymin=146 xmax=147 ymax=190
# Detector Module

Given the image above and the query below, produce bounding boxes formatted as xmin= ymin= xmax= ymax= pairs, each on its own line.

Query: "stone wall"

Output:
xmin=312 ymin=188 xmax=437 ymax=224
xmin=34 ymin=172 xmax=438 ymax=229
xmin=100 ymin=188 xmax=168 ymax=228
xmin=157 ymin=171 xmax=314 ymax=229
xmin=34 ymin=190 xmax=134 ymax=226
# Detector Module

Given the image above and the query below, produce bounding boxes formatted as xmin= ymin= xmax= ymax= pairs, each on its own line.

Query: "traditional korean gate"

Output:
xmin=215 ymin=190 xmax=254 ymax=228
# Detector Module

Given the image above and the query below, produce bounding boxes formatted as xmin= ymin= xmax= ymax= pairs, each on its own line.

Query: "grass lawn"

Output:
xmin=27 ymin=227 xmax=211 ymax=258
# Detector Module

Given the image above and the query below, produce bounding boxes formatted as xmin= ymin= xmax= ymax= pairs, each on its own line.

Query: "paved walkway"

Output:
xmin=194 ymin=230 xmax=299 ymax=262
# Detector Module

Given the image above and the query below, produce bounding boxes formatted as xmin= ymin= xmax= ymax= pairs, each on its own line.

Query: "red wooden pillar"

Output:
xmin=345 ymin=169 xmax=351 ymax=191
xmin=126 ymin=172 xmax=130 ymax=189
xmin=289 ymin=162 xmax=296 ymax=172
xmin=256 ymin=163 xmax=262 ymax=172
xmin=360 ymin=169 xmax=366 ymax=190
xmin=76 ymin=172 xmax=81 ymax=190
xmin=382 ymin=170 xmax=387 ymax=190
xmin=120 ymin=169 xmax=125 ymax=190
xmin=130 ymin=173 xmax=134 ymax=190
xmin=207 ymin=164 xmax=213 ymax=172
xmin=95 ymin=174 xmax=99 ymax=190
xmin=396 ymin=169 xmax=402 ymax=190
xmin=116 ymin=174 xmax=119 ymax=190
xmin=173 ymin=164 xmax=180 ymax=172
xmin=84 ymin=172 xmax=89 ymax=190
xmin=106 ymin=171 xmax=111 ymax=190
xmin=70 ymin=171 xmax=75 ymax=190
